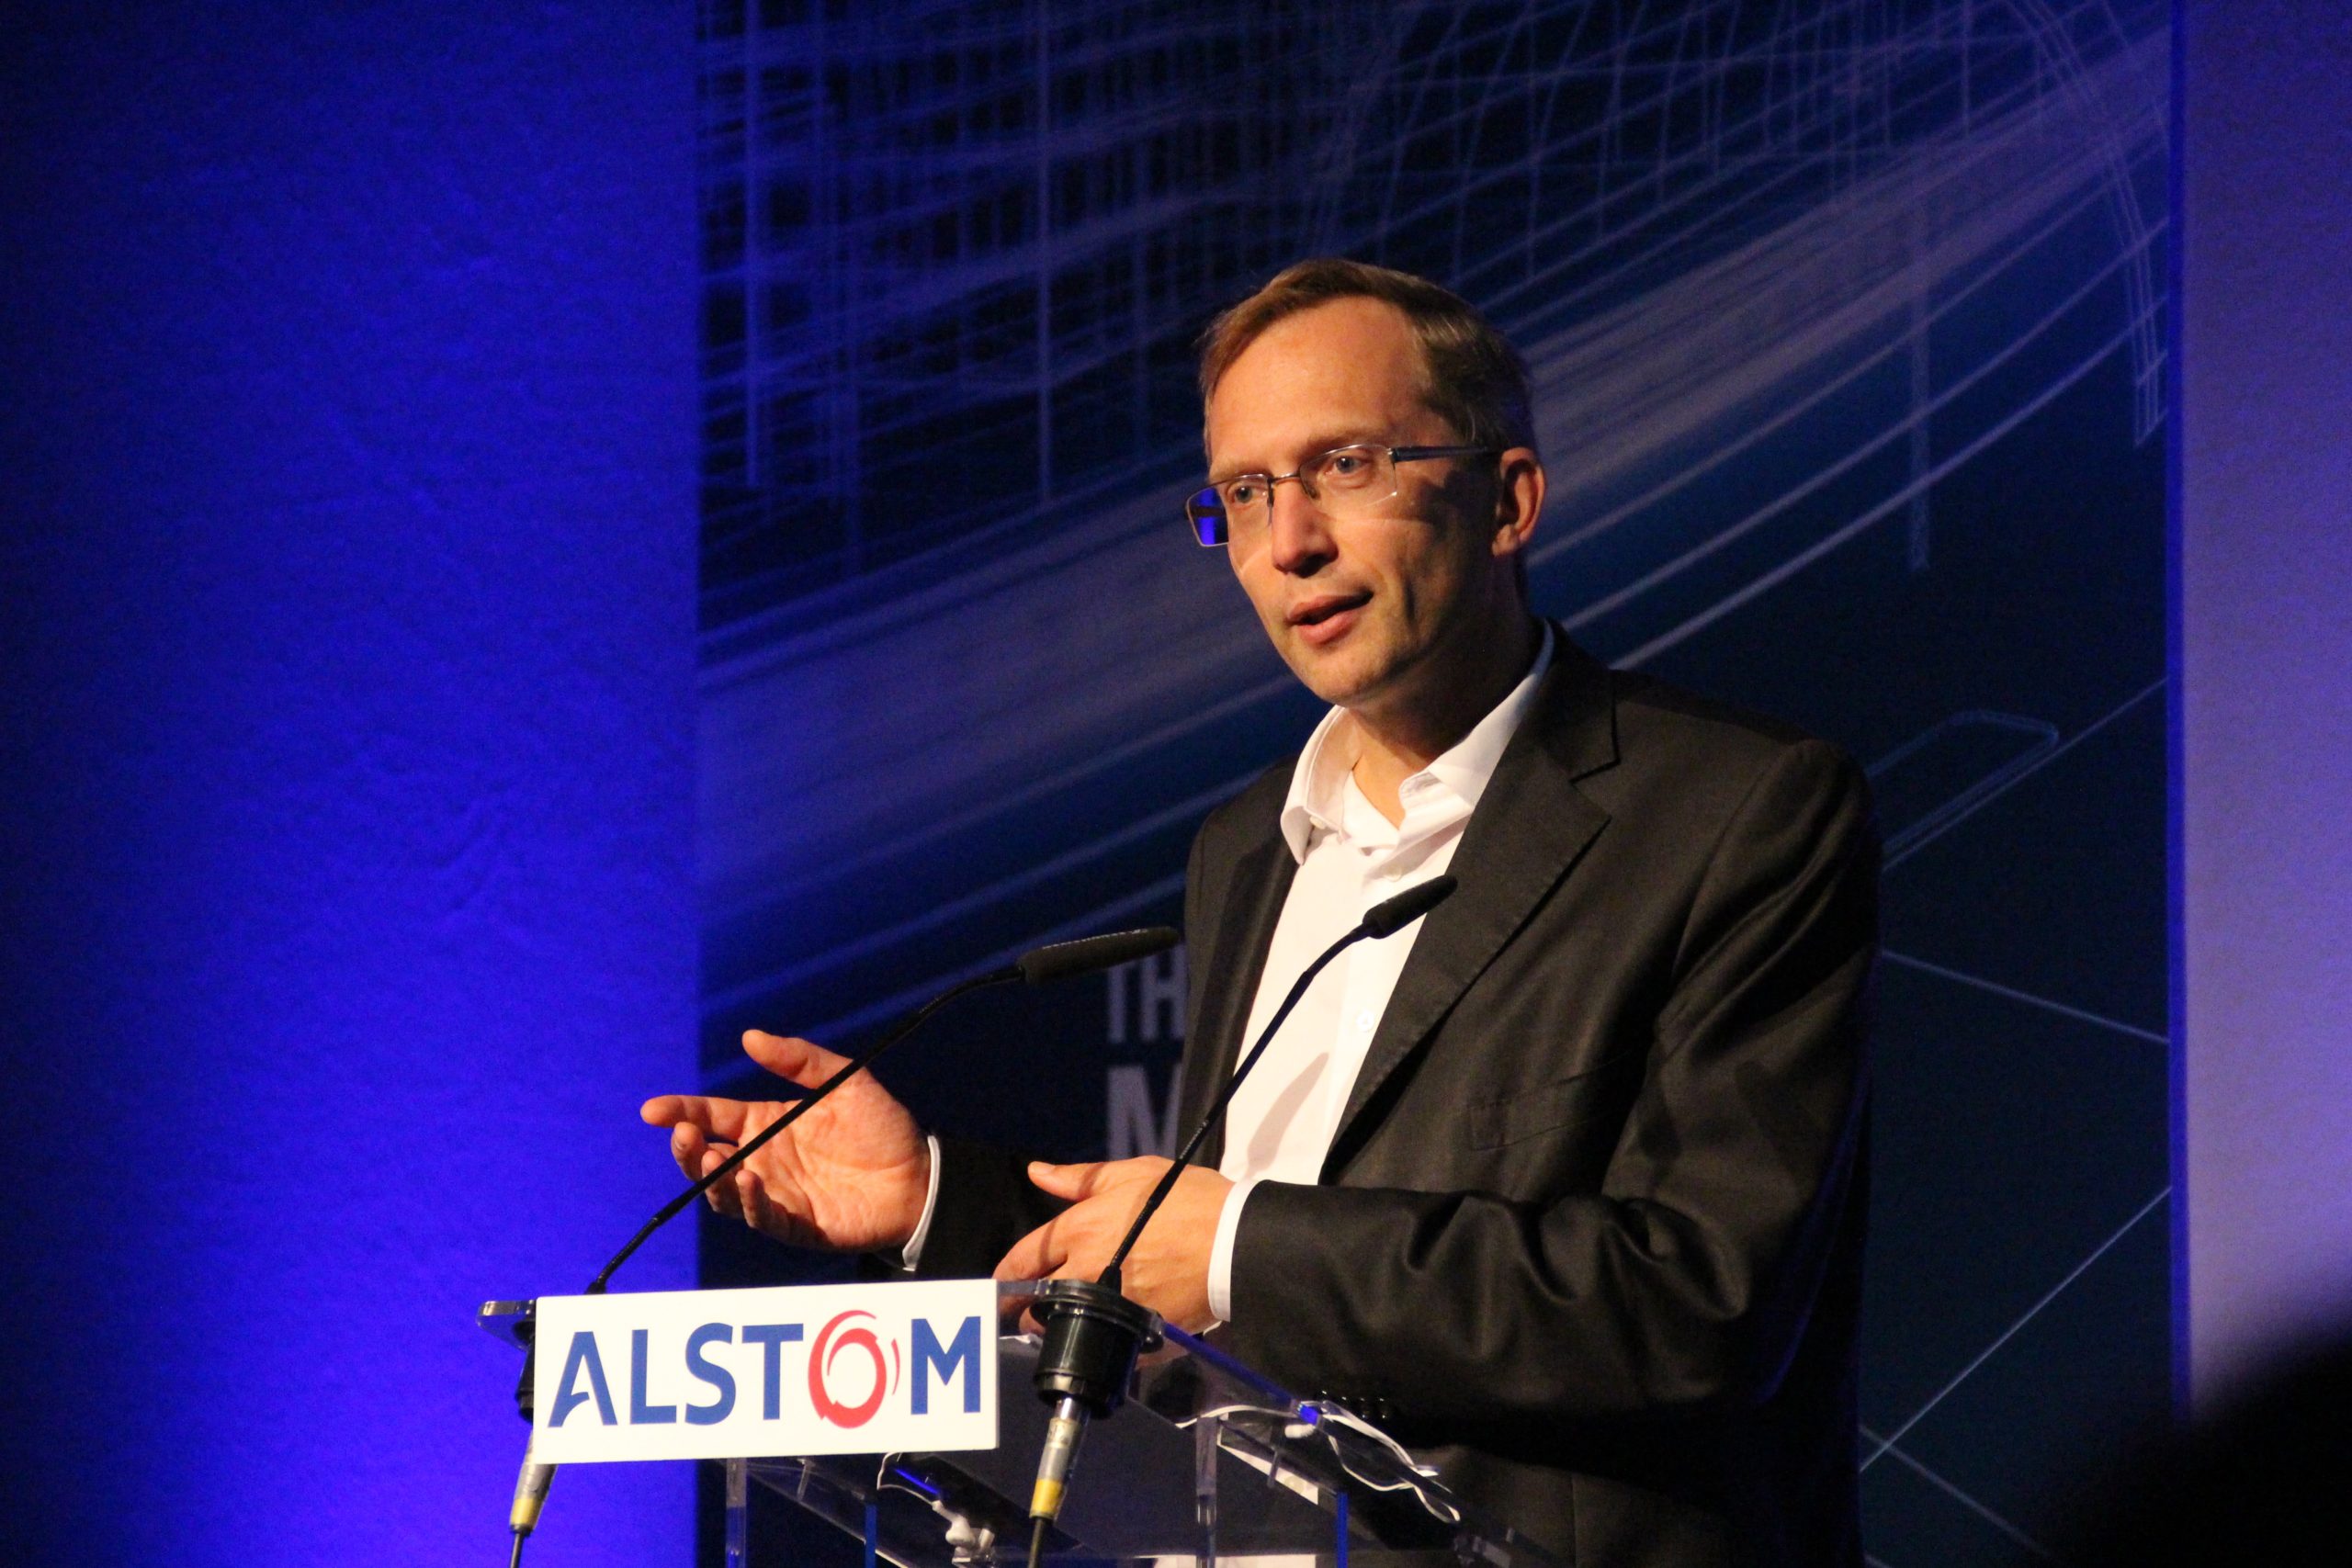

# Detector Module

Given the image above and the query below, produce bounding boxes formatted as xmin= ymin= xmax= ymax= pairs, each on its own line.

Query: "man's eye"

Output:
xmin=1327 ymin=454 xmax=1365 ymax=476
xmin=1225 ymin=481 xmax=1263 ymax=508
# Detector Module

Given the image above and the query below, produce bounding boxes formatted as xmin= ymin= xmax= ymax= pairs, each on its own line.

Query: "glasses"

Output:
xmin=1187 ymin=443 xmax=1500 ymax=548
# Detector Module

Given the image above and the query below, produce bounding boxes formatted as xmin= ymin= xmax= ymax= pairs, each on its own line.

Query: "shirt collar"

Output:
xmin=1278 ymin=621 xmax=1555 ymax=863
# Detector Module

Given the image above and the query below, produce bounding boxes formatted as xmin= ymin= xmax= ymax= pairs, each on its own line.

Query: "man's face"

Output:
xmin=1204 ymin=296 xmax=1530 ymax=724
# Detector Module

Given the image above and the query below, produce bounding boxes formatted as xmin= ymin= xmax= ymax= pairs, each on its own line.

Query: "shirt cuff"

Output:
xmin=1206 ymin=1175 xmax=1268 ymax=1322
xmin=896 ymin=1134 xmax=944 ymax=1273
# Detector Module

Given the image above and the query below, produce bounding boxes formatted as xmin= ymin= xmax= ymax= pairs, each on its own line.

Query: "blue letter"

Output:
xmin=549 ymin=1331 xmax=616 ymax=1428
xmin=741 ymin=1324 xmax=804 ymax=1419
xmin=630 ymin=1327 xmax=677 ymax=1425
xmin=684 ymin=1323 xmax=736 ymax=1426
xmin=911 ymin=1315 xmax=982 ymax=1415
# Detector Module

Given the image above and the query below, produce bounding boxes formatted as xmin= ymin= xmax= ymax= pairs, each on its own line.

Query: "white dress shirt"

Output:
xmin=1206 ymin=625 xmax=1554 ymax=1319
xmin=899 ymin=626 xmax=1553 ymax=1296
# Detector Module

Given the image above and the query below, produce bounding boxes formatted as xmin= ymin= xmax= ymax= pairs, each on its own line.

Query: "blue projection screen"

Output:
xmin=694 ymin=3 xmax=2172 ymax=1562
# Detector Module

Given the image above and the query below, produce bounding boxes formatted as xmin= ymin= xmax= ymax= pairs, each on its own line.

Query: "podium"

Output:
xmin=482 ymin=1284 xmax=1564 ymax=1568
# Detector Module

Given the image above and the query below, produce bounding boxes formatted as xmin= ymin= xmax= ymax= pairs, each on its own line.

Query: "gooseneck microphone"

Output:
xmin=1104 ymin=871 xmax=1454 ymax=1277
xmin=505 ymin=925 xmax=1178 ymax=1564
xmin=1022 ymin=875 xmax=1458 ymax=1568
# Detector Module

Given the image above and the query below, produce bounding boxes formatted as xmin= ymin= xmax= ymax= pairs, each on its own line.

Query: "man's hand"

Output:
xmin=994 ymin=1157 xmax=1233 ymax=1333
xmin=640 ymin=1030 xmax=929 ymax=1255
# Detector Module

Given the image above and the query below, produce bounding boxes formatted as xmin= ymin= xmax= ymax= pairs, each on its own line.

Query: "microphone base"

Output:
xmin=1030 ymin=1279 xmax=1159 ymax=1416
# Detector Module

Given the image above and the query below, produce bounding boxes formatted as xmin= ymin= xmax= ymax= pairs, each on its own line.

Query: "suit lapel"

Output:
xmin=1323 ymin=633 xmax=1619 ymax=1172
xmin=1181 ymin=828 xmax=1296 ymax=1170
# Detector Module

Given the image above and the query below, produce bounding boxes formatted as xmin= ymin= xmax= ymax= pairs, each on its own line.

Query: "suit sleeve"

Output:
xmin=905 ymin=1135 xmax=1068 ymax=1280
xmin=915 ymin=809 xmax=1223 ymax=1280
xmin=1226 ymin=738 xmax=1876 ymax=1424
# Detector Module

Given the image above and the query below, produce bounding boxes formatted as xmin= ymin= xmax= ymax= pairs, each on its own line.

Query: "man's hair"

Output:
xmin=1197 ymin=258 xmax=1537 ymax=456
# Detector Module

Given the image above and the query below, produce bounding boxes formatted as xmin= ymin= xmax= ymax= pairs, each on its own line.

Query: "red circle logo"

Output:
xmin=808 ymin=1309 xmax=899 ymax=1427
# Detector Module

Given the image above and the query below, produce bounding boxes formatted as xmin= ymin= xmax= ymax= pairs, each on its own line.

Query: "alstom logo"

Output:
xmin=529 ymin=1280 xmax=1000 ymax=1464
xmin=808 ymin=1309 xmax=898 ymax=1427
xmin=545 ymin=1309 xmax=983 ymax=1429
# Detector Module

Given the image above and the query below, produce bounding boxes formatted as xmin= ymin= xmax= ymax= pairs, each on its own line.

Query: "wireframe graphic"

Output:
xmin=697 ymin=3 xmax=2170 ymax=1556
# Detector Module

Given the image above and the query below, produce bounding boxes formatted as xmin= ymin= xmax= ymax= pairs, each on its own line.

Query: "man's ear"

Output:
xmin=1490 ymin=446 xmax=1545 ymax=560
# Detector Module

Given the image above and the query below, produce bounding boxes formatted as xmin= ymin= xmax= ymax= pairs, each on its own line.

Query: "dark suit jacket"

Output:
xmin=928 ymin=634 xmax=1876 ymax=1568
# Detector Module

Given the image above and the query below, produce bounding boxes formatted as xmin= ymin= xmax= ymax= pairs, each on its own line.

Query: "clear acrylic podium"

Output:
xmin=481 ymin=1283 xmax=1564 ymax=1568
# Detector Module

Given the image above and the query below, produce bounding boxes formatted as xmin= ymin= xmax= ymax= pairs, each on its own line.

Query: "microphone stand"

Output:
xmin=1021 ymin=876 xmax=1457 ymax=1568
xmin=505 ymin=926 xmax=1178 ymax=1563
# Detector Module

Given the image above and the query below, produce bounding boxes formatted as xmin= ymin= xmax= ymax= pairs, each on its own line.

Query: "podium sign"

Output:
xmin=530 ymin=1280 xmax=998 ymax=1464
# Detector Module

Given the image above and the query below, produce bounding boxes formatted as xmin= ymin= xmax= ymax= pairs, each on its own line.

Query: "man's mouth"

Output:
xmin=1287 ymin=592 xmax=1370 ymax=628
xmin=1286 ymin=592 xmax=1370 ymax=648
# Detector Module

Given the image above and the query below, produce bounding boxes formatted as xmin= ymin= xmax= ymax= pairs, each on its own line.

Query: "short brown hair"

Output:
xmin=1197 ymin=258 xmax=1537 ymax=456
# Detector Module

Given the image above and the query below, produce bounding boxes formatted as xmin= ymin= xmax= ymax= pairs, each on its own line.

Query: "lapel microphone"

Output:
xmin=506 ymin=925 xmax=1179 ymax=1566
xmin=1022 ymin=874 xmax=1458 ymax=1568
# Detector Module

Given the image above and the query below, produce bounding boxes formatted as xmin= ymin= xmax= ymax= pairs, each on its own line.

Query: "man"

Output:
xmin=645 ymin=259 xmax=1876 ymax=1567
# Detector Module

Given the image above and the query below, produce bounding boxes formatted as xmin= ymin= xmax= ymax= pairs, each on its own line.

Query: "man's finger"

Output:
xmin=738 ymin=1168 xmax=777 ymax=1240
xmin=702 ymin=1147 xmax=744 ymax=1218
xmin=741 ymin=1031 xmax=854 ymax=1092
xmin=1026 ymin=1159 xmax=1105 ymax=1201
xmin=670 ymin=1122 xmax=707 ymax=1180
xmin=670 ymin=1124 xmax=741 ymax=1183
xmin=993 ymin=1221 xmax=1067 ymax=1283
xmin=642 ymin=1093 xmax=752 ymax=1142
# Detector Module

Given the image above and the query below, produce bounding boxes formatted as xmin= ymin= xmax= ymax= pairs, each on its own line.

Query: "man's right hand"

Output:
xmin=639 ymin=1030 xmax=930 ymax=1255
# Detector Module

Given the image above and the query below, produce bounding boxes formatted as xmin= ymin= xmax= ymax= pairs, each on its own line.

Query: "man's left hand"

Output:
xmin=994 ymin=1157 xmax=1231 ymax=1333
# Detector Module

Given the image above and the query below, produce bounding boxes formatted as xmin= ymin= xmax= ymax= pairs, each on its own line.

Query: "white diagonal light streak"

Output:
xmin=1880 ymin=951 xmax=2169 ymax=1045
xmin=1883 ymin=678 xmax=2167 ymax=872
xmin=1862 ymin=1426 xmax=2070 ymax=1563
xmin=1863 ymin=1187 xmax=2171 ymax=1471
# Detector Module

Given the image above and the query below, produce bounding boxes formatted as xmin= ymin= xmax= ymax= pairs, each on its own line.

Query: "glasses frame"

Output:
xmin=1187 ymin=443 xmax=1501 ymax=548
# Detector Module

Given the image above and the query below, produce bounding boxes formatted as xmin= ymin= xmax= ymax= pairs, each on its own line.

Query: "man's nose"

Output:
xmin=1266 ymin=476 xmax=1334 ymax=573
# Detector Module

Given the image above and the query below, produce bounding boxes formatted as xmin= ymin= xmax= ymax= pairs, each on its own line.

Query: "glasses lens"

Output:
xmin=1186 ymin=488 xmax=1227 ymax=547
xmin=1306 ymin=446 xmax=1393 ymax=507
